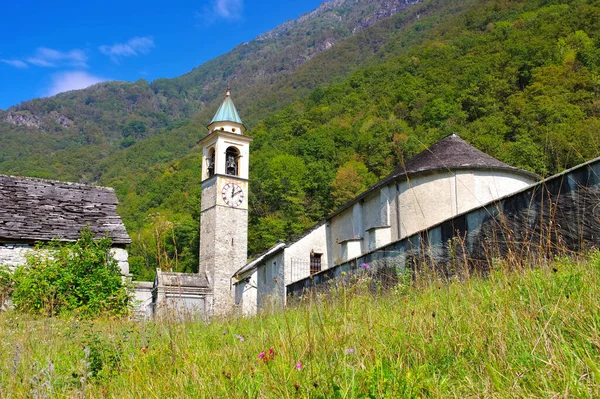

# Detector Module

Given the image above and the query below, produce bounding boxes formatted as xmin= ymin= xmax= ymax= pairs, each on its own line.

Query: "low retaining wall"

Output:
xmin=287 ymin=157 xmax=600 ymax=297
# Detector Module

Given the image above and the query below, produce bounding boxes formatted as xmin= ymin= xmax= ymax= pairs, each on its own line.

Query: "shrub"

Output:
xmin=12 ymin=228 xmax=130 ymax=317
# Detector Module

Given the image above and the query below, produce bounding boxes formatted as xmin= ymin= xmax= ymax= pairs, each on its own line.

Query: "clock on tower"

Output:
xmin=198 ymin=88 xmax=253 ymax=316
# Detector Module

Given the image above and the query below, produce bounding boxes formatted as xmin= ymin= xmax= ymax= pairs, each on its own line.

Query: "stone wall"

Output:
xmin=287 ymin=157 xmax=600 ymax=298
xmin=0 ymin=244 xmax=129 ymax=276
xmin=0 ymin=244 xmax=34 ymax=270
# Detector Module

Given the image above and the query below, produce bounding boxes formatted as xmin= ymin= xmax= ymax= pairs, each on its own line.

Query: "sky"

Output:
xmin=0 ymin=0 xmax=324 ymax=110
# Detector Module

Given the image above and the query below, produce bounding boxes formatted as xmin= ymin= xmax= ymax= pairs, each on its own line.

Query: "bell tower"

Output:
xmin=198 ymin=88 xmax=252 ymax=316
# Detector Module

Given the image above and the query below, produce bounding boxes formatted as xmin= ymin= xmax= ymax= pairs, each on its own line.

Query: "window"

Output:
xmin=207 ymin=148 xmax=215 ymax=178
xmin=310 ymin=252 xmax=322 ymax=275
xmin=225 ymin=146 xmax=239 ymax=176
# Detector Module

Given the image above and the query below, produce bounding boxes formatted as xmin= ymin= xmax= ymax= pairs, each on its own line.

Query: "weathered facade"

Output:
xmin=0 ymin=175 xmax=131 ymax=275
xmin=287 ymin=155 xmax=600 ymax=297
xmin=234 ymin=135 xmax=539 ymax=314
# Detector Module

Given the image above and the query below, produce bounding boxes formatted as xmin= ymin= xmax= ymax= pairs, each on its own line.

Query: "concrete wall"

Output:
xmin=287 ymin=157 xmax=600 ymax=298
xmin=234 ymin=270 xmax=258 ymax=316
xmin=133 ymin=281 xmax=153 ymax=319
xmin=256 ymin=250 xmax=285 ymax=312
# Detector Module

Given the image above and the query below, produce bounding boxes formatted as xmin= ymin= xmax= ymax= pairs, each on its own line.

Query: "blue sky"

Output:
xmin=0 ymin=0 xmax=324 ymax=109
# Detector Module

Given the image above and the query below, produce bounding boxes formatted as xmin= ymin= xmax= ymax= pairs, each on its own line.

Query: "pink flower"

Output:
xmin=269 ymin=348 xmax=274 ymax=357
xmin=258 ymin=352 xmax=266 ymax=359
xmin=234 ymin=334 xmax=245 ymax=342
xmin=296 ymin=362 xmax=302 ymax=370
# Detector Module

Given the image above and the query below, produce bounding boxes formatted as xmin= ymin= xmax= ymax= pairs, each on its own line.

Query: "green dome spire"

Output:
xmin=209 ymin=88 xmax=244 ymax=126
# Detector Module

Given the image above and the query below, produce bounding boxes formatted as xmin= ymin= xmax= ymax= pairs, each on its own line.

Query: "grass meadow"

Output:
xmin=1 ymin=252 xmax=600 ymax=398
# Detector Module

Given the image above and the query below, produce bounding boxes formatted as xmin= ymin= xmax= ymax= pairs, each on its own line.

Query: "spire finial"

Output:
xmin=226 ymin=85 xmax=231 ymax=97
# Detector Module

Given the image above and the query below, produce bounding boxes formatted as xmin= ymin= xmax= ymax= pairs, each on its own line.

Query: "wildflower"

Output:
xmin=234 ymin=334 xmax=245 ymax=342
xmin=360 ymin=263 xmax=370 ymax=270
xmin=345 ymin=348 xmax=355 ymax=355
xmin=259 ymin=348 xmax=275 ymax=363
xmin=296 ymin=362 xmax=302 ymax=370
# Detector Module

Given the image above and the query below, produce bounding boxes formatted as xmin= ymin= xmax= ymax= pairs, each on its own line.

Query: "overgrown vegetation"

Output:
xmin=10 ymin=228 xmax=130 ymax=317
xmin=1 ymin=253 xmax=599 ymax=397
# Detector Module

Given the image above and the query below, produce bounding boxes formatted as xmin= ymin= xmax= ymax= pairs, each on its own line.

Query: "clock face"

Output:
xmin=221 ymin=182 xmax=244 ymax=207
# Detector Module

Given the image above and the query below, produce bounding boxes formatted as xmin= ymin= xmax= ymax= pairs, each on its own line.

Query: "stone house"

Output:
xmin=0 ymin=175 xmax=131 ymax=274
xmin=233 ymin=134 xmax=539 ymax=314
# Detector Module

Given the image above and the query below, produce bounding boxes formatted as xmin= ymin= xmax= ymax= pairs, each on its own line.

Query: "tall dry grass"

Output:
xmin=1 ymin=251 xmax=600 ymax=398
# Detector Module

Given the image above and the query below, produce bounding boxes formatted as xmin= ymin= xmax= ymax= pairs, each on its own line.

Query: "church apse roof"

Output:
xmin=400 ymin=134 xmax=527 ymax=175
xmin=0 ymin=175 xmax=131 ymax=245
xmin=328 ymin=134 xmax=539 ymax=219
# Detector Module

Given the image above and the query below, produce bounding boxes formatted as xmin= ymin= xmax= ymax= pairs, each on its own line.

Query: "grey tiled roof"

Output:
xmin=0 ymin=175 xmax=131 ymax=244
xmin=401 ymin=134 xmax=516 ymax=174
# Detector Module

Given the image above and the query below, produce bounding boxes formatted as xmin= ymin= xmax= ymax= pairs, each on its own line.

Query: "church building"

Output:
xmin=231 ymin=133 xmax=539 ymax=315
xmin=149 ymin=88 xmax=539 ymax=319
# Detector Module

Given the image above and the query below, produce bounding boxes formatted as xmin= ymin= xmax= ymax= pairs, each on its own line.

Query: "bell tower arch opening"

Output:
xmin=207 ymin=147 xmax=216 ymax=179
xmin=225 ymin=146 xmax=240 ymax=176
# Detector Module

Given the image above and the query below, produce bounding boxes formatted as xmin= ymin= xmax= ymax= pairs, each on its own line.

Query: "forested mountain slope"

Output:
xmin=0 ymin=0 xmax=419 ymax=181
xmin=119 ymin=0 xmax=600 ymax=280
xmin=2 ymin=0 xmax=600 ymax=280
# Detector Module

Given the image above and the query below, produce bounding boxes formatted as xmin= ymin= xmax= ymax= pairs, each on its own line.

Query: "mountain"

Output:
xmin=0 ymin=0 xmax=420 ymax=181
xmin=1 ymin=0 xmax=599 ymax=280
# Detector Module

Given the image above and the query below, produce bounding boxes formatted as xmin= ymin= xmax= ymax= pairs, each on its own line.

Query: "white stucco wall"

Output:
xmin=397 ymin=170 xmax=535 ymax=239
xmin=234 ymin=270 xmax=258 ymax=316
xmin=324 ymin=168 xmax=536 ymax=268
xmin=284 ymin=223 xmax=329 ymax=284
xmin=256 ymin=250 xmax=285 ymax=312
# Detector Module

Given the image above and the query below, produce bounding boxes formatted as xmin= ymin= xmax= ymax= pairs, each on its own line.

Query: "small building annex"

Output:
xmin=0 ymin=175 xmax=131 ymax=275
xmin=233 ymin=134 xmax=539 ymax=314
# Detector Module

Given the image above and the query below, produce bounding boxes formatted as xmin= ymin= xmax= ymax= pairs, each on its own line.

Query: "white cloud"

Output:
xmin=214 ymin=0 xmax=243 ymax=19
xmin=1 ymin=47 xmax=86 ymax=69
xmin=99 ymin=36 xmax=154 ymax=63
xmin=26 ymin=47 xmax=87 ymax=68
xmin=199 ymin=0 xmax=244 ymax=23
xmin=46 ymin=71 xmax=107 ymax=96
xmin=0 ymin=59 xmax=28 ymax=68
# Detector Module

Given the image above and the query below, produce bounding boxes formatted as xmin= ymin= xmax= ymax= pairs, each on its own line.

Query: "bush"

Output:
xmin=12 ymin=228 xmax=130 ymax=317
